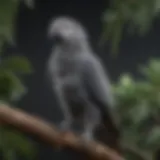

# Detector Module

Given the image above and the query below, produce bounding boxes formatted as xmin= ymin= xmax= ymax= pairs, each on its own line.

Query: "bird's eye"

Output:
xmin=52 ymin=34 xmax=63 ymax=44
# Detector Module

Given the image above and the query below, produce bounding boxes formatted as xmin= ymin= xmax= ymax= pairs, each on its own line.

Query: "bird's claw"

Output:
xmin=59 ymin=120 xmax=71 ymax=132
xmin=81 ymin=132 xmax=94 ymax=142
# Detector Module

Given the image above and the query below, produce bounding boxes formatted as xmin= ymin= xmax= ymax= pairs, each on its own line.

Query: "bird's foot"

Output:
xmin=59 ymin=120 xmax=71 ymax=133
xmin=81 ymin=131 xmax=94 ymax=142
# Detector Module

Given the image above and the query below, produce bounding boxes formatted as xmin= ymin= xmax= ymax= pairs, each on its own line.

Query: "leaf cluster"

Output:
xmin=0 ymin=56 xmax=33 ymax=102
xmin=0 ymin=126 xmax=35 ymax=160
xmin=114 ymin=59 xmax=160 ymax=160
xmin=0 ymin=0 xmax=36 ymax=160
xmin=101 ymin=0 xmax=160 ymax=54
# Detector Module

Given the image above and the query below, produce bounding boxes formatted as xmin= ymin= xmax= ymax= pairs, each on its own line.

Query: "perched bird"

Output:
xmin=46 ymin=16 xmax=120 ymax=150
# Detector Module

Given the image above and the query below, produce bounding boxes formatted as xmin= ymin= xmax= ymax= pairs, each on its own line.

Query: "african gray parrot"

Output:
xmin=46 ymin=16 xmax=119 ymax=142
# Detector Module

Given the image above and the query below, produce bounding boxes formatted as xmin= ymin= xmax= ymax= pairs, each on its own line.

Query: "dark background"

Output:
xmin=10 ymin=0 xmax=160 ymax=159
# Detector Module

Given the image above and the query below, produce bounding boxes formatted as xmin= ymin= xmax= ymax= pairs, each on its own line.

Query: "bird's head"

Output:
xmin=47 ymin=16 xmax=88 ymax=48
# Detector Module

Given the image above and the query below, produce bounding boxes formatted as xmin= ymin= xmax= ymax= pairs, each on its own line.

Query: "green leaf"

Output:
xmin=7 ymin=71 xmax=27 ymax=101
xmin=140 ymin=59 xmax=160 ymax=85
xmin=146 ymin=126 xmax=160 ymax=149
xmin=119 ymin=74 xmax=135 ymax=87
xmin=0 ymin=128 xmax=35 ymax=160
xmin=129 ymin=100 xmax=150 ymax=124
xmin=0 ymin=70 xmax=15 ymax=101
xmin=0 ymin=70 xmax=26 ymax=101
xmin=2 ymin=149 xmax=16 ymax=160
xmin=0 ymin=0 xmax=19 ymax=43
xmin=0 ymin=56 xmax=33 ymax=74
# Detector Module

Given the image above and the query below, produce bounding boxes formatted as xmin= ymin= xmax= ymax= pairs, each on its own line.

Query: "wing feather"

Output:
xmin=82 ymin=55 xmax=119 ymax=134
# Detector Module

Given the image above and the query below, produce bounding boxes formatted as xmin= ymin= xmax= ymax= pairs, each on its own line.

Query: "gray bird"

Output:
xmin=46 ymin=16 xmax=119 ymax=143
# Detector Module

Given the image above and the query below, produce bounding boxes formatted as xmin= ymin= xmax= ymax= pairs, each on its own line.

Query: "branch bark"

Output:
xmin=0 ymin=104 xmax=123 ymax=160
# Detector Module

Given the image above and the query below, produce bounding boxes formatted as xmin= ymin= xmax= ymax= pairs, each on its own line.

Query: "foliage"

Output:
xmin=0 ymin=0 xmax=35 ymax=160
xmin=0 ymin=56 xmax=33 ymax=102
xmin=114 ymin=59 xmax=160 ymax=160
xmin=101 ymin=0 xmax=160 ymax=54
xmin=101 ymin=1 xmax=160 ymax=159
xmin=0 ymin=126 xmax=35 ymax=160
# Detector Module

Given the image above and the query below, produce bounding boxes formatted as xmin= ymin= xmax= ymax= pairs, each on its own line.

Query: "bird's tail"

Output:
xmin=94 ymin=110 xmax=121 ymax=154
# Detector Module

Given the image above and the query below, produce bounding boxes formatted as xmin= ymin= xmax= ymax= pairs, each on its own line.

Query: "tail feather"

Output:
xmin=94 ymin=111 xmax=121 ymax=153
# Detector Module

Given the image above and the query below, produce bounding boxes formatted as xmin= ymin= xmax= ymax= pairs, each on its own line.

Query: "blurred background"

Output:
xmin=1 ymin=0 xmax=160 ymax=160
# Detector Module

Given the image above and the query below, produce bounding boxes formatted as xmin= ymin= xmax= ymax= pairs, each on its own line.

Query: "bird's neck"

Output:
xmin=58 ymin=40 xmax=92 ymax=56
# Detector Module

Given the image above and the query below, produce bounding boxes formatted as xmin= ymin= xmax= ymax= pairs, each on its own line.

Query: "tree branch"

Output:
xmin=0 ymin=104 xmax=123 ymax=160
